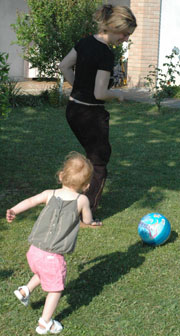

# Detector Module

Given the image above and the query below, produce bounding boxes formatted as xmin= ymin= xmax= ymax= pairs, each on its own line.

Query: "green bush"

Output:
xmin=162 ymin=85 xmax=180 ymax=98
xmin=5 ymin=80 xmax=22 ymax=108
xmin=145 ymin=47 xmax=180 ymax=112
xmin=0 ymin=52 xmax=11 ymax=120
xmin=12 ymin=0 xmax=101 ymax=78
xmin=10 ymin=91 xmax=49 ymax=108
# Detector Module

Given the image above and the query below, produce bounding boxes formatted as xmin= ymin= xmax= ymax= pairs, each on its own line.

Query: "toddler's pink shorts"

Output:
xmin=26 ymin=245 xmax=67 ymax=292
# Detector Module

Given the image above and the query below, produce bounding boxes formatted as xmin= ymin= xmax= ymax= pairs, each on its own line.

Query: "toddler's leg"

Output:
xmin=27 ymin=273 xmax=41 ymax=292
xmin=36 ymin=292 xmax=63 ymax=334
xmin=42 ymin=292 xmax=62 ymax=323
xmin=14 ymin=274 xmax=41 ymax=306
xmin=18 ymin=274 xmax=41 ymax=296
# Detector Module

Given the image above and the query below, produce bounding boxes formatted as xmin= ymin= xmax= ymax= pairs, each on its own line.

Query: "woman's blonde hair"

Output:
xmin=94 ymin=4 xmax=137 ymax=34
xmin=56 ymin=152 xmax=93 ymax=191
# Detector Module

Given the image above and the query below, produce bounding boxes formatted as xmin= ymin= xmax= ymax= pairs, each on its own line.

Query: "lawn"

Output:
xmin=1 ymin=101 xmax=180 ymax=336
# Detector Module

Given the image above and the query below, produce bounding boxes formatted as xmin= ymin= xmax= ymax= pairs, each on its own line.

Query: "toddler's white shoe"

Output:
xmin=14 ymin=285 xmax=30 ymax=307
xmin=36 ymin=317 xmax=63 ymax=334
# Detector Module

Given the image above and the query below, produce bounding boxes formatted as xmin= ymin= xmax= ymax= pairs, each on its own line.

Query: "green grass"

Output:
xmin=1 ymin=101 xmax=180 ymax=335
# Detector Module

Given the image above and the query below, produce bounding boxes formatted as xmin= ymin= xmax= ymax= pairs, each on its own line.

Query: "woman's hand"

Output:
xmin=94 ymin=70 xmax=125 ymax=102
xmin=117 ymin=90 xmax=124 ymax=102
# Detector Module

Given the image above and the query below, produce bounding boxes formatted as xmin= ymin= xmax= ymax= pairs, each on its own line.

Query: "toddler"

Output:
xmin=6 ymin=152 xmax=101 ymax=334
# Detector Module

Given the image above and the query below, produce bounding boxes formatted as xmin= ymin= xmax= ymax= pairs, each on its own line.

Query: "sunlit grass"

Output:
xmin=1 ymin=101 xmax=180 ymax=335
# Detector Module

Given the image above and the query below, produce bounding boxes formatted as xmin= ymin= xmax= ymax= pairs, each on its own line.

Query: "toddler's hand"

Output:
xmin=6 ymin=209 xmax=16 ymax=222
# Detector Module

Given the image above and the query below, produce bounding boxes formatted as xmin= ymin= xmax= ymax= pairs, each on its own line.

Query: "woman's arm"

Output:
xmin=94 ymin=70 xmax=124 ymax=101
xmin=6 ymin=190 xmax=50 ymax=223
xmin=59 ymin=48 xmax=77 ymax=86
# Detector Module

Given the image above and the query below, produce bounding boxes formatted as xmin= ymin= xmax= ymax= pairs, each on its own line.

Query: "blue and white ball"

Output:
xmin=138 ymin=213 xmax=171 ymax=246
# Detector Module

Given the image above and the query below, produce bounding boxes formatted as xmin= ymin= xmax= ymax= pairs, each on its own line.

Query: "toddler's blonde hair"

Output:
xmin=57 ymin=152 xmax=93 ymax=191
xmin=94 ymin=4 xmax=137 ymax=35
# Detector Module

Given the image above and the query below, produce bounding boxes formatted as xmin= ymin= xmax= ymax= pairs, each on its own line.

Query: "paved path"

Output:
xmin=121 ymin=87 xmax=180 ymax=109
xmin=16 ymin=80 xmax=57 ymax=94
xmin=17 ymin=81 xmax=180 ymax=109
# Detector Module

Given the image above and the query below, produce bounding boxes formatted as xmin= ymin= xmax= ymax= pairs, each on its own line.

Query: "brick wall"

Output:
xmin=128 ymin=0 xmax=161 ymax=87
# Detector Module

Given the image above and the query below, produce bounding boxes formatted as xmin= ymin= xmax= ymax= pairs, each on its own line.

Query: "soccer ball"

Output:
xmin=138 ymin=213 xmax=171 ymax=246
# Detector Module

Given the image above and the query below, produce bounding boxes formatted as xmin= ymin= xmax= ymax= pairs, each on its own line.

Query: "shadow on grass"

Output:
xmin=96 ymin=102 xmax=180 ymax=219
xmin=30 ymin=241 xmax=150 ymax=313
xmin=31 ymin=298 xmax=46 ymax=310
xmin=1 ymin=102 xmax=180 ymax=222
xmin=165 ymin=230 xmax=178 ymax=244
xmin=0 ymin=269 xmax=13 ymax=280
xmin=30 ymin=232 xmax=178 ymax=315
xmin=0 ymin=223 xmax=8 ymax=231
xmin=56 ymin=231 xmax=178 ymax=319
xmin=54 ymin=241 xmax=151 ymax=320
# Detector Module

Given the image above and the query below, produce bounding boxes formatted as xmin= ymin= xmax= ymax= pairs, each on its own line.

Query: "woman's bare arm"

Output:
xmin=59 ymin=48 xmax=77 ymax=86
xmin=94 ymin=70 xmax=124 ymax=101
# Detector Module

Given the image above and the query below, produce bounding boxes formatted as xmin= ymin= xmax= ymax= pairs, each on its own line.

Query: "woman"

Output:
xmin=60 ymin=4 xmax=137 ymax=225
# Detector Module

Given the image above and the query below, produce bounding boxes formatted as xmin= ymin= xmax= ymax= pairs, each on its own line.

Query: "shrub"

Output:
xmin=5 ymin=80 xmax=22 ymax=108
xmin=11 ymin=0 xmax=101 ymax=78
xmin=145 ymin=47 xmax=180 ymax=112
xmin=0 ymin=52 xmax=11 ymax=120
xmin=162 ymin=85 xmax=180 ymax=98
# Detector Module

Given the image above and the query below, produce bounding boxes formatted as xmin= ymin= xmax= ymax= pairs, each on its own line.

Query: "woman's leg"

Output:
xmin=66 ymin=102 xmax=111 ymax=212
xmin=85 ymin=164 xmax=107 ymax=213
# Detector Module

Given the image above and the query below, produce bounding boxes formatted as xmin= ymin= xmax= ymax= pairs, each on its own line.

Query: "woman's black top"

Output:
xmin=71 ymin=35 xmax=114 ymax=105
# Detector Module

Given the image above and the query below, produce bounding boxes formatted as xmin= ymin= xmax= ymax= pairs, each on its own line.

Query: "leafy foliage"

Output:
xmin=145 ymin=47 xmax=180 ymax=112
xmin=110 ymin=40 xmax=132 ymax=65
xmin=0 ymin=52 xmax=11 ymax=120
xmin=11 ymin=0 xmax=101 ymax=78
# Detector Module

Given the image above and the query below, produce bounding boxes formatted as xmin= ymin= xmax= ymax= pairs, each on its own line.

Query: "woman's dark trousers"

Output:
xmin=66 ymin=101 xmax=111 ymax=213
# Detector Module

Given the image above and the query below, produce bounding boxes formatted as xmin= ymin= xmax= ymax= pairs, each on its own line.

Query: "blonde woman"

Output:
xmin=60 ymin=4 xmax=137 ymax=222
